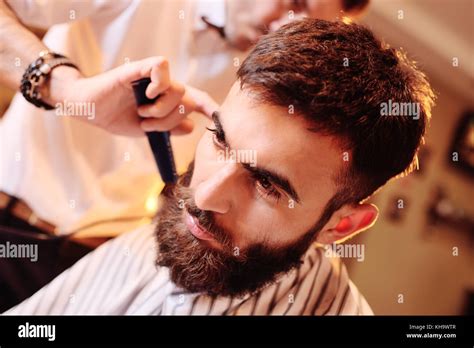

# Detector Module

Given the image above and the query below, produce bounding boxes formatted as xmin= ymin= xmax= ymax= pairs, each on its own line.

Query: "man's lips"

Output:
xmin=184 ymin=212 xmax=215 ymax=242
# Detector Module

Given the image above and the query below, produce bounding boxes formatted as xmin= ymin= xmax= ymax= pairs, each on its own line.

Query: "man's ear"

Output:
xmin=316 ymin=203 xmax=379 ymax=245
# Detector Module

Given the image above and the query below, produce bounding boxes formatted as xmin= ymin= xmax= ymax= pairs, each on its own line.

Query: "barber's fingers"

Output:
xmin=169 ymin=119 xmax=195 ymax=136
xmin=138 ymin=81 xmax=185 ymax=118
xmin=117 ymin=56 xmax=169 ymax=89
xmin=139 ymin=92 xmax=196 ymax=132
xmin=186 ymin=85 xmax=219 ymax=118
xmin=146 ymin=58 xmax=170 ymax=99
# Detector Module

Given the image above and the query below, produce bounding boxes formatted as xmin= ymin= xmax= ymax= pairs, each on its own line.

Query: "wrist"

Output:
xmin=40 ymin=65 xmax=82 ymax=106
xmin=20 ymin=51 xmax=81 ymax=109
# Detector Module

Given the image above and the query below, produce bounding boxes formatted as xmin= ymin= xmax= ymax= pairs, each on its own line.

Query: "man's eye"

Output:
xmin=253 ymin=174 xmax=282 ymax=202
xmin=206 ymin=127 xmax=226 ymax=148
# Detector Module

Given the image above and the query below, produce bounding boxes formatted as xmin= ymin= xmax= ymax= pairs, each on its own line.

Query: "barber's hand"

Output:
xmin=46 ymin=57 xmax=218 ymax=137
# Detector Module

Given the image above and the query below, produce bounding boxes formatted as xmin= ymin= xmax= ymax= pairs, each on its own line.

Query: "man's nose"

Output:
xmin=194 ymin=163 xmax=240 ymax=215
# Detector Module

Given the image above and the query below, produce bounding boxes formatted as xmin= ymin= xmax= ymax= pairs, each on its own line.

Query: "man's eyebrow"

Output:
xmin=213 ymin=110 xmax=301 ymax=204
xmin=242 ymin=163 xmax=301 ymax=204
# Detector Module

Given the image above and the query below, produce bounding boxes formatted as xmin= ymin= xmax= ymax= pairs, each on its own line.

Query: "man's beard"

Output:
xmin=154 ymin=162 xmax=316 ymax=298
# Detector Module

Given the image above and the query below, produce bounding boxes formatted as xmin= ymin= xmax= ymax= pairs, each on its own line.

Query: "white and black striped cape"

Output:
xmin=4 ymin=224 xmax=373 ymax=315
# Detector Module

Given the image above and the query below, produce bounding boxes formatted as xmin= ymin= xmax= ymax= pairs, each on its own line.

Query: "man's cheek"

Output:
xmin=231 ymin=215 xmax=269 ymax=249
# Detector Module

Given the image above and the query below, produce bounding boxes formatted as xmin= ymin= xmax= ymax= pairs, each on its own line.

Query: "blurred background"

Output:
xmin=0 ymin=0 xmax=473 ymax=315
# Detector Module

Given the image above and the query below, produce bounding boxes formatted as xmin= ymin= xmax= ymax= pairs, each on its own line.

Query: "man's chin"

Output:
xmin=155 ymin=221 xmax=306 ymax=297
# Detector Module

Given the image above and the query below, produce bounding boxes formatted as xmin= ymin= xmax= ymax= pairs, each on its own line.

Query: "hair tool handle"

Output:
xmin=131 ymin=77 xmax=178 ymax=184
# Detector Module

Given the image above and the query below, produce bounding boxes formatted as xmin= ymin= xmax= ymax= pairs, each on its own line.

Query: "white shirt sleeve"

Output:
xmin=5 ymin=0 xmax=131 ymax=29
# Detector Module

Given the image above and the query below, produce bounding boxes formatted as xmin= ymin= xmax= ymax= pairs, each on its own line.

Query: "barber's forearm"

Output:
xmin=0 ymin=0 xmax=81 ymax=104
xmin=0 ymin=1 xmax=215 ymax=137
xmin=0 ymin=0 xmax=48 ymax=88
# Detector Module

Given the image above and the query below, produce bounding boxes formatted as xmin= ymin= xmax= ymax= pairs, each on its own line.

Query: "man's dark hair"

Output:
xmin=237 ymin=18 xmax=435 ymax=234
xmin=342 ymin=0 xmax=370 ymax=13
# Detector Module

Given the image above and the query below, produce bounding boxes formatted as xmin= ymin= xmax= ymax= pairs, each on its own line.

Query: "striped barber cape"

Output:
xmin=4 ymin=224 xmax=373 ymax=315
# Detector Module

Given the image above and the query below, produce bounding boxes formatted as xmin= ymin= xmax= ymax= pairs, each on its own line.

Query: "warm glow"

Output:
xmin=144 ymin=180 xmax=164 ymax=213
xmin=342 ymin=16 xmax=353 ymax=25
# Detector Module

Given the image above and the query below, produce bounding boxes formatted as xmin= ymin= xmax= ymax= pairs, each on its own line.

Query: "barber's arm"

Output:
xmin=0 ymin=0 xmax=217 ymax=136
xmin=0 ymin=0 xmax=47 ymax=88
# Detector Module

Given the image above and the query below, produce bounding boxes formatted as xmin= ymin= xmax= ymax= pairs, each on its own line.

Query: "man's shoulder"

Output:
xmin=316 ymin=246 xmax=374 ymax=315
xmin=82 ymin=222 xmax=158 ymax=266
xmin=108 ymin=223 xmax=157 ymax=250
xmin=221 ymin=245 xmax=374 ymax=316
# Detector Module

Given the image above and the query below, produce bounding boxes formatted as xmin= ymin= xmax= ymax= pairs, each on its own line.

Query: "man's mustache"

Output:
xmin=179 ymin=188 xmax=234 ymax=250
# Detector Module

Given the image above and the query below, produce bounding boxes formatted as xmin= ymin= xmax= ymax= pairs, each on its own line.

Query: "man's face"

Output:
xmin=225 ymin=0 xmax=345 ymax=50
xmin=155 ymin=83 xmax=343 ymax=297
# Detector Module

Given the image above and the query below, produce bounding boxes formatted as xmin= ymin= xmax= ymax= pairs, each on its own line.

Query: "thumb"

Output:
xmin=185 ymin=85 xmax=219 ymax=118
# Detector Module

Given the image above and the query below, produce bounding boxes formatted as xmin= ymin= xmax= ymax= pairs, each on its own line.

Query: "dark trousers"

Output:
xmin=0 ymin=212 xmax=96 ymax=312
